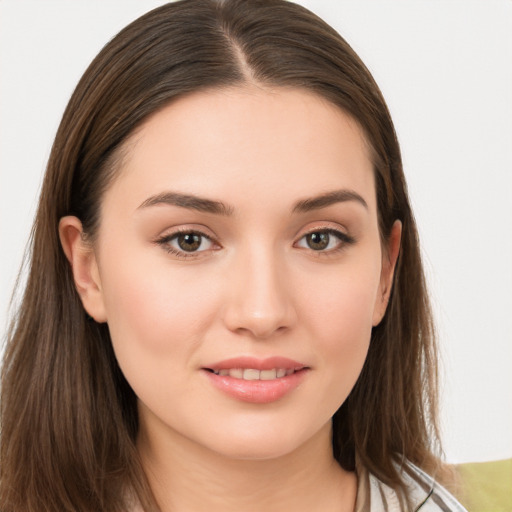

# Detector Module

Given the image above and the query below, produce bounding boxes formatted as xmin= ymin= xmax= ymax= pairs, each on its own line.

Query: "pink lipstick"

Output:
xmin=202 ymin=356 xmax=309 ymax=403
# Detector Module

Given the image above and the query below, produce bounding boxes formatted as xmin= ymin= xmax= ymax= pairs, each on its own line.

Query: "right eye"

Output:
xmin=156 ymin=230 xmax=216 ymax=258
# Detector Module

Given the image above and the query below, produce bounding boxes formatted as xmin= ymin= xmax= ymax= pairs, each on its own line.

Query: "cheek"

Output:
xmin=97 ymin=258 xmax=223 ymax=421
xmin=314 ymin=288 xmax=374 ymax=372
xmin=302 ymin=263 xmax=380 ymax=342
xmin=98 ymin=255 xmax=219 ymax=363
xmin=298 ymin=262 xmax=380 ymax=397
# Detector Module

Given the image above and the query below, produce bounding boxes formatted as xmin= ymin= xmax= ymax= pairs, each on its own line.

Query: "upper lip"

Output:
xmin=204 ymin=356 xmax=307 ymax=371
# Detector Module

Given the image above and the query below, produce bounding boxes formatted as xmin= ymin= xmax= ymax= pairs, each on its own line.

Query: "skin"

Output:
xmin=60 ymin=87 xmax=401 ymax=512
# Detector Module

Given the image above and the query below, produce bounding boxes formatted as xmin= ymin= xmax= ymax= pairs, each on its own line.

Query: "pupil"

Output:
xmin=307 ymin=232 xmax=329 ymax=250
xmin=178 ymin=233 xmax=201 ymax=251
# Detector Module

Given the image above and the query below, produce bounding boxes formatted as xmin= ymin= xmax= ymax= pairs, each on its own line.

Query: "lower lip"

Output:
xmin=203 ymin=369 xmax=308 ymax=403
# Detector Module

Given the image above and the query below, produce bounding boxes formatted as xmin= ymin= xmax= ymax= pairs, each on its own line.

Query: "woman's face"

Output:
xmin=69 ymin=87 xmax=399 ymax=460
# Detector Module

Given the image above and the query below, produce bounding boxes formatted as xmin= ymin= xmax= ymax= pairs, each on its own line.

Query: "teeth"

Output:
xmin=260 ymin=369 xmax=277 ymax=380
xmin=229 ymin=368 xmax=244 ymax=379
xmin=243 ymin=368 xmax=260 ymax=380
xmin=212 ymin=368 xmax=298 ymax=380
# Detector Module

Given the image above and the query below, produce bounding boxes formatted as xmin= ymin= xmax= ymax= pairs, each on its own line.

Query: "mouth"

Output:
xmin=202 ymin=357 xmax=309 ymax=403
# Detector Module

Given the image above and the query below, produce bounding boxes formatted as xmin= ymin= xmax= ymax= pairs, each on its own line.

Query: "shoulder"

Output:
xmin=400 ymin=461 xmax=468 ymax=511
xmin=356 ymin=459 xmax=468 ymax=512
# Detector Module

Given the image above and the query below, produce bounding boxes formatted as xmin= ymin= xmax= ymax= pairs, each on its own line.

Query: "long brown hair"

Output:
xmin=1 ymin=1 xmax=443 ymax=510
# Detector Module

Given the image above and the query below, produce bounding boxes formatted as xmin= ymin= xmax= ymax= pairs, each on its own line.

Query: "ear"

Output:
xmin=372 ymin=220 xmax=402 ymax=326
xmin=59 ymin=216 xmax=107 ymax=323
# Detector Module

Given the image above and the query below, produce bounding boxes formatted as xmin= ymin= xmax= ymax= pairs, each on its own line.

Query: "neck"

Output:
xmin=137 ymin=417 xmax=357 ymax=512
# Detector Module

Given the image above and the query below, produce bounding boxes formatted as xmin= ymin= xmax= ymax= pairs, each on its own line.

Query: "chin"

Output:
xmin=197 ymin=418 xmax=331 ymax=462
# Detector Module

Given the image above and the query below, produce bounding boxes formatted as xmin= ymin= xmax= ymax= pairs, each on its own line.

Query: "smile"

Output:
xmin=209 ymin=368 xmax=297 ymax=380
xmin=202 ymin=357 xmax=309 ymax=403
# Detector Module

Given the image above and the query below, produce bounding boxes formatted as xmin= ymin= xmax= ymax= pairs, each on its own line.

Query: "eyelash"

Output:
xmin=154 ymin=227 xmax=355 ymax=259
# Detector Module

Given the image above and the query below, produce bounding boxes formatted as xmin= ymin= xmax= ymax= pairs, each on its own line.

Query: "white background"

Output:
xmin=1 ymin=1 xmax=511 ymax=464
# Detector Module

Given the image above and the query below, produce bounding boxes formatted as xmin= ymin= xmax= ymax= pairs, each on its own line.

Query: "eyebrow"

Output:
xmin=137 ymin=188 xmax=368 ymax=216
xmin=138 ymin=192 xmax=234 ymax=216
xmin=292 ymin=189 xmax=368 ymax=212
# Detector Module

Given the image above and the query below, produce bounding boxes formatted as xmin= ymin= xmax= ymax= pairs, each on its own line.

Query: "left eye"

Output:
xmin=296 ymin=230 xmax=347 ymax=251
xmin=160 ymin=231 xmax=214 ymax=253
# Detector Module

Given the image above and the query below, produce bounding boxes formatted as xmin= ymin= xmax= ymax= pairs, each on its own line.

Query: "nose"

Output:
xmin=222 ymin=247 xmax=297 ymax=339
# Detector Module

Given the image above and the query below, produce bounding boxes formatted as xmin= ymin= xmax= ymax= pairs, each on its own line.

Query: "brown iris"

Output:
xmin=177 ymin=233 xmax=202 ymax=251
xmin=306 ymin=232 xmax=330 ymax=250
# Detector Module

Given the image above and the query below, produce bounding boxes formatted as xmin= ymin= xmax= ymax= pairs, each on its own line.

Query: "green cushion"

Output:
xmin=454 ymin=459 xmax=512 ymax=512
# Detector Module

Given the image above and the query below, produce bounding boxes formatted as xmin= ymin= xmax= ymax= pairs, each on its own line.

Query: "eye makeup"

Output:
xmin=153 ymin=223 xmax=356 ymax=261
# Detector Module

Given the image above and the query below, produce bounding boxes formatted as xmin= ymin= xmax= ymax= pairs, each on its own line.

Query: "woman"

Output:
xmin=0 ymin=1 xmax=467 ymax=511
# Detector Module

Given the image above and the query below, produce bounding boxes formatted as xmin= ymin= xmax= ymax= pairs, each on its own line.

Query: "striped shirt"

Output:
xmin=356 ymin=460 xmax=468 ymax=511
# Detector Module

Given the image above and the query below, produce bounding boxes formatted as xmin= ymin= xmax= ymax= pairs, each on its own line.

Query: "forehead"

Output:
xmin=105 ymin=86 xmax=376 ymax=214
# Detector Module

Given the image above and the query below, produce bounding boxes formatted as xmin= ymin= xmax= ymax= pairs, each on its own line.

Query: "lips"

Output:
xmin=202 ymin=356 xmax=309 ymax=403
